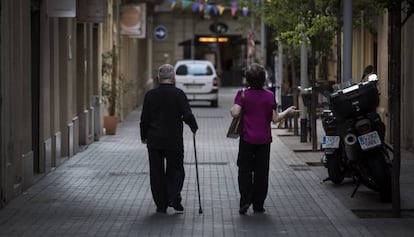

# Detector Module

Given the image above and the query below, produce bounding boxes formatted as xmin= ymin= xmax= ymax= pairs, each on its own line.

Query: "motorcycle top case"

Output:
xmin=329 ymin=80 xmax=379 ymax=119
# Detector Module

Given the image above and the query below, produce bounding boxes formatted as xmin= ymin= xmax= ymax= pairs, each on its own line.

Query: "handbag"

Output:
xmin=226 ymin=88 xmax=245 ymax=138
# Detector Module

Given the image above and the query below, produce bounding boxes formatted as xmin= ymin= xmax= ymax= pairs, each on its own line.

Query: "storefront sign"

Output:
xmin=77 ymin=0 xmax=107 ymax=22
xmin=120 ymin=4 xmax=146 ymax=38
xmin=47 ymin=0 xmax=76 ymax=18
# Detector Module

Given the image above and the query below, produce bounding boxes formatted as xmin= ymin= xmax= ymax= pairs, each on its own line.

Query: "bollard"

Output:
xmin=300 ymin=118 xmax=308 ymax=142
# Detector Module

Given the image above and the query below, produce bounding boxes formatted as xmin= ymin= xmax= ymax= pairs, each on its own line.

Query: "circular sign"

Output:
xmin=209 ymin=22 xmax=228 ymax=34
xmin=154 ymin=25 xmax=168 ymax=40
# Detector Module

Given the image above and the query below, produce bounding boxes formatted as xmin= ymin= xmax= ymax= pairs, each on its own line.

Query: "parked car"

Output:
xmin=174 ymin=60 xmax=220 ymax=107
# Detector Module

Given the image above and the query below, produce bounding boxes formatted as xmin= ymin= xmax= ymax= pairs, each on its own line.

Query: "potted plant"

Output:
xmin=101 ymin=47 xmax=135 ymax=135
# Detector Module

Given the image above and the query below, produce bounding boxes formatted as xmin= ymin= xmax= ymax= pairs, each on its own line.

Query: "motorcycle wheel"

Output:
xmin=326 ymin=152 xmax=346 ymax=184
xmin=364 ymin=150 xmax=392 ymax=203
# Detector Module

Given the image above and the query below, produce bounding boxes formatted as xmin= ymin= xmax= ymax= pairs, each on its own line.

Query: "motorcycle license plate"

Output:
xmin=358 ymin=131 xmax=381 ymax=150
xmin=322 ymin=136 xmax=340 ymax=149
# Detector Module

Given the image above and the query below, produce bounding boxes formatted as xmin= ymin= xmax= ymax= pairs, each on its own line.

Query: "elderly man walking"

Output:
xmin=140 ymin=64 xmax=198 ymax=213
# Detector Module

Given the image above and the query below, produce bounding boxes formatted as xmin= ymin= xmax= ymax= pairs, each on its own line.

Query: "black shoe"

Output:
xmin=253 ymin=208 xmax=265 ymax=213
xmin=156 ymin=208 xmax=167 ymax=213
xmin=169 ymin=203 xmax=184 ymax=213
xmin=239 ymin=204 xmax=250 ymax=215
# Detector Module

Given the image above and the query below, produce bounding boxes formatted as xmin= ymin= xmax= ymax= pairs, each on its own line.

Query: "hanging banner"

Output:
xmin=77 ymin=0 xmax=107 ymax=23
xmin=47 ymin=0 xmax=76 ymax=18
xmin=120 ymin=4 xmax=146 ymax=38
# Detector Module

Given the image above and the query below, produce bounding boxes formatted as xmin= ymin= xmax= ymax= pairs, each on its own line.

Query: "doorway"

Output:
xmin=194 ymin=35 xmax=244 ymax=86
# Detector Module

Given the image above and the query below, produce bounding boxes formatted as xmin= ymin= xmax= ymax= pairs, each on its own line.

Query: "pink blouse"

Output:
xmin=234 ymin=88 xmax=277 ymax=144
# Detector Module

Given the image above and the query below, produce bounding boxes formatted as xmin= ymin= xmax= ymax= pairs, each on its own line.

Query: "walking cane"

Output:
xmin=193 ymin=132 xmax=203 ymax=214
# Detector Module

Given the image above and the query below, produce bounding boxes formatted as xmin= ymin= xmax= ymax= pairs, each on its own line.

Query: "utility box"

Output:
xmin=281 ymin=95 xmax=293 ymax=110
xmin=301 ymin=90 xmax=312 ymax=108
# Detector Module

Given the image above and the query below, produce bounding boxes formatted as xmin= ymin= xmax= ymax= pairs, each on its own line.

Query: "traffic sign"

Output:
xmin=154 ymin=25 xmax=168 ymax=40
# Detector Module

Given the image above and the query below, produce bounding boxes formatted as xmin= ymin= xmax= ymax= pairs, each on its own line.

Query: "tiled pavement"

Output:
xmin=0 ymin=88 xmax=413 ymax=236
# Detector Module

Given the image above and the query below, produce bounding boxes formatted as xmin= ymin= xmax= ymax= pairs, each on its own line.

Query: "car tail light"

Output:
xmin=213 ymin=77 xmax=218 ymax=86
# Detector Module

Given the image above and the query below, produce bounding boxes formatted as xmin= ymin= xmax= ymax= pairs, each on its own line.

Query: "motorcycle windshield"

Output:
xmin=332 ymin=81 xmax=352 ymax=91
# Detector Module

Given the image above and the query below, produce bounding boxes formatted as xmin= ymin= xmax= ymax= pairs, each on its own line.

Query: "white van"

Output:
xmin=174 ymin=60 xmax=219 ymax=107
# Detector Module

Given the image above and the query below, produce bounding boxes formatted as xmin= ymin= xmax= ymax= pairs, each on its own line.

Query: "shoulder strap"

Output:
xmin=240 ymin=88 xmax=246 ymax=111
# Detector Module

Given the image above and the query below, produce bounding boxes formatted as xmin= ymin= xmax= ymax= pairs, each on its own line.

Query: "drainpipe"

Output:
xmin=147 ymin=15 xmax=153 ymax=87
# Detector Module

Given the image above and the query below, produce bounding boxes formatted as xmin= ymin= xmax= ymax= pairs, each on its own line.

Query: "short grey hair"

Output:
xmin=158 ymin=64 xmax=174 ymax=80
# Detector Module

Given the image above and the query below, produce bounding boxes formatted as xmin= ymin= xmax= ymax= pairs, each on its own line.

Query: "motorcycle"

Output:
xmin=319 ymin=65 xmax=392 ymax=202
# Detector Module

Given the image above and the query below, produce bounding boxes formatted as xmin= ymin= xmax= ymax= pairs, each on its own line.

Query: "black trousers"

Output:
xmin=148 ymin=149 xmax=185 ymax=209
xmin=237 ymin=139 xmax=270 ymax=210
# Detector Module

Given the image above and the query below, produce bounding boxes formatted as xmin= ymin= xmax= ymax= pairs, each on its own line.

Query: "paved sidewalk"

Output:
xmin=275 ymin=122 xmax=414 ymax=236
xmin=0 ymin=88 xmax=413 ymax=236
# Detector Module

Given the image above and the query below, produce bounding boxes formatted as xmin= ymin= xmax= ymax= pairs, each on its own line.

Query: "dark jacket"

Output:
xmin=140 ymin=83 xmax=198 ymax=150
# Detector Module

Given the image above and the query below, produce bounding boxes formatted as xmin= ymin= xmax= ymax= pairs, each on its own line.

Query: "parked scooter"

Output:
xmin=317 ymin=65 xmax=392 ymax=202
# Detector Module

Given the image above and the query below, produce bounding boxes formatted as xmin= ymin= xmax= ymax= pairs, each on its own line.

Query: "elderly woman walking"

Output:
xmin=230 ymin=63 xmax=298 ymax=214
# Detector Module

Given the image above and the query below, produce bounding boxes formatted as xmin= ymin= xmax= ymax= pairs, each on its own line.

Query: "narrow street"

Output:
xmin=0 ymin=88 xmax=413 ymax=237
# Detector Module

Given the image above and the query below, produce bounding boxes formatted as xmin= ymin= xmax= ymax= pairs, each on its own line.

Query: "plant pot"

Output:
xmin=104 ymin=116 xmax=118 ymax=135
